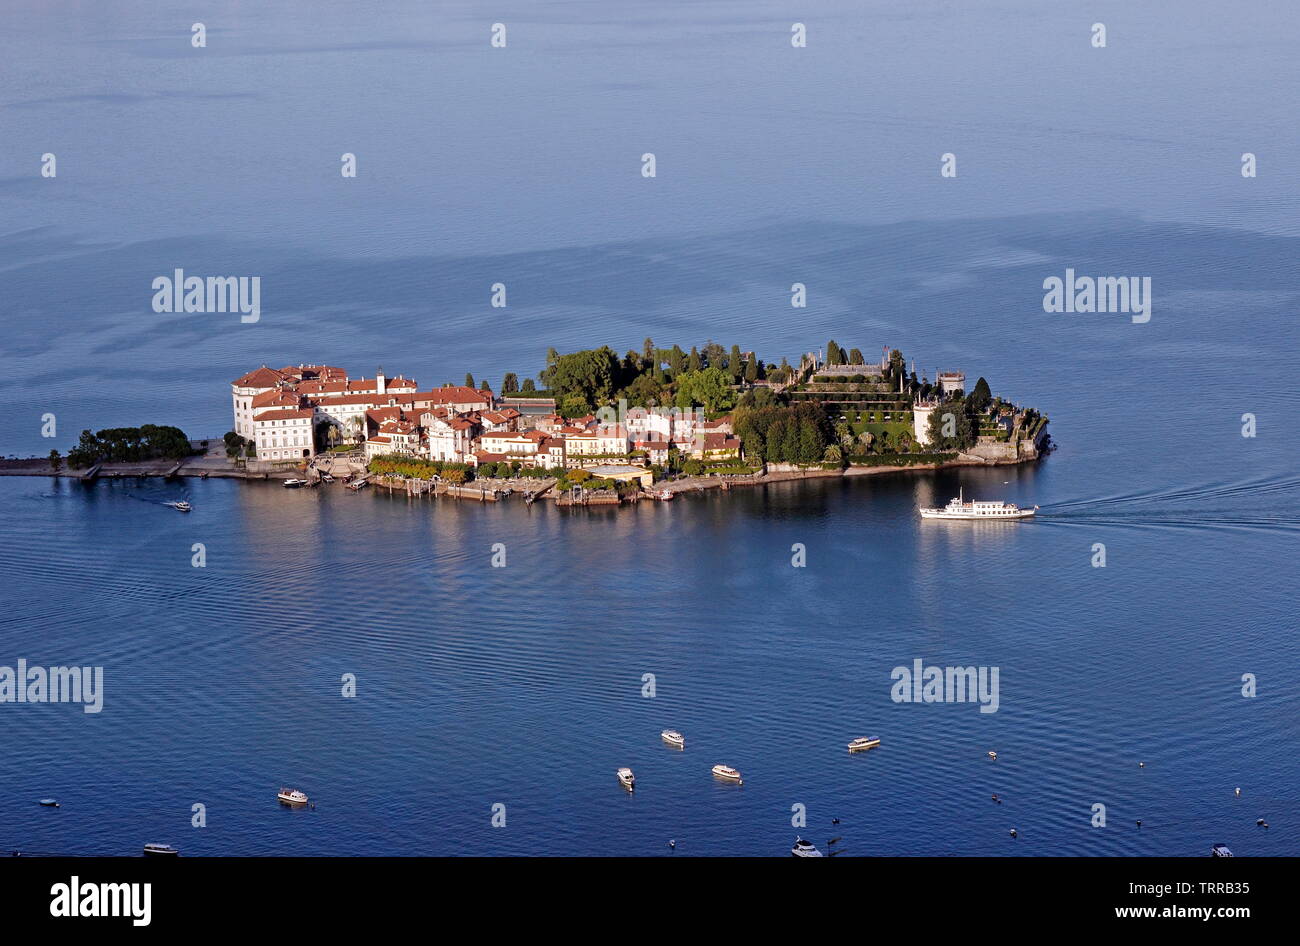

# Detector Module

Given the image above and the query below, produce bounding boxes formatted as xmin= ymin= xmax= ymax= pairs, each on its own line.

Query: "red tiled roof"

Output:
xmin=254 ymin=408 xmax=315 ymax=422
xmin=233 ymin=366 xmax=290 ymax=388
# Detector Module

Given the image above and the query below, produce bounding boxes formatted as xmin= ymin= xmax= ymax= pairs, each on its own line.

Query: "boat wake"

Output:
xmin=1036 ymin=473 xmax=1300 ymax=534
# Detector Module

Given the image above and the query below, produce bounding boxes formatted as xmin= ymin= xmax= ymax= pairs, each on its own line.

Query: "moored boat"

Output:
xmin=143 ymin=843 xmax=179 ymax=857
xmin=661 ymin=729 xmax=685 ymax=749
xmin=791 ymin=837 xmax=823 ymax=857
xmin=616 ymin=767 xmax=636 ymax=790
xmin=283 ymin=479 xmax=308 ymax=488
xmin=847 ymin=736 xmax=881 ymax=752
xmin=347 ymin=479 xmax=368 ymax=491
xmin=920 ymin=487 xmax=1036 ymax=520
xmin=277 ymin=787 xmax=309 ymax=805
xmin=711 ymin=764 xmax=742 ymax=784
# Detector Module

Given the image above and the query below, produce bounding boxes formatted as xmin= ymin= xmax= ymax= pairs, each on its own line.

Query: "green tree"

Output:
xmin=49 ymin=449 xmax=62 ymax=471
xmin=522 ymin=377 xmax=536 ymax=392
xmin=465 ymin=372 xmax=475 ymax=388
xmin=766 ymin=417 xmax=788 ymax=462
xmin=797 ymin=419 xmax=823 ymax=464
xmin=621 ymin=372 xmax=664 ymax=408
xmin=968 ymin=376 xmax=992 ymax=415
xmin=643 ymin=337 xmax=655 ymax=368
xmin=560 ymin=392 xmax=591 ymax=417
xmin=674 ymin=367 xmax=737 ymax=414
xmin=687 ymin=346 xmax=702 ymax=372
xmin=849 ymin=348 xmax=864 ymax=365
xmin=502 ymin=372 xmax=519 ymax=394
xmin=926 ymin=401 xmax=976 ymax=450
xmin=548 ymin=347 xmax=620 ymax=407
xmin=744 ymin=357 xmax=758 ymax=383
xmin=737 ymin=386 xmax=776 ymax=410
xmin=827 ymin=340 xmax=842 ymax=365
xmin=729 ymin=344 xmax=743 ymax=380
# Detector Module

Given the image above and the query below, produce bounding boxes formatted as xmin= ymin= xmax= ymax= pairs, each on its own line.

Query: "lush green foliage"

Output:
xmin=368 ymin=455 xmax=474 ymax=484
xmin=68 ymin=425 xmax=192 ymax=468
xmin=731 ymin=403 xmax=831 ymax=464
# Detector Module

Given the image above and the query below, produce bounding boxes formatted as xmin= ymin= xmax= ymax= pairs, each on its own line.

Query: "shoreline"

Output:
xmin=0 ymin=451 xmax=1044 ymax=497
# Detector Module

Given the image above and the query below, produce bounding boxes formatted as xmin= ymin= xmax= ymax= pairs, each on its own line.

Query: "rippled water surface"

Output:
xmin=0 ymin=0 xmax=1297 ymax=855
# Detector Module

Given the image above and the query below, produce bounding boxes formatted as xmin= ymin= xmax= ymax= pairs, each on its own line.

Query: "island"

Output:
xmin=9 ymin=340 xmax=1050 ymax=503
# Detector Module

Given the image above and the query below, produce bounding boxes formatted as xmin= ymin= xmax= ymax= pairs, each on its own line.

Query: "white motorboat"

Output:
xmin=616 ymin=767 xmax=636 ymax=790
xmin=791 ymin=837 xmax=823 ymax=857
xmin=711 ymin=764 xmax=743 ymax=784
xmin=1211 ymin=843 xmax=1233 ymax=857
xmin=661 ymin=730 xmax=685 ymax=749
xmin=143 ymin=843 xmax=179 ymax=857
xmin=847 ymin=736 xmax=881 ymax=752
xmin=283 ymin=479 xmax=308 ymax=488
xmin=277 ymin=787 xmax=309 ymax=805
xmin=920 ymin=487 xmax=1036 ymax=520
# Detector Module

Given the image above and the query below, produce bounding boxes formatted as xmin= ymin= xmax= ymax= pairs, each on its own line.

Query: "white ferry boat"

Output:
xmin=277 ymin=787 xmax=309 ymax=805
xmin=616 ymin=767 xmax=636 ymax=790
xmin=661 ymin=730 xmax=685 ymax=749
xmin=791 ymin=837 xmax=823 ymax=857
xmin=711 ymin=764 xmax=743 ymax=784
xmin=847 ymin=736 xmax=881 ymax=753
xmin=920 ymin=488 xmax=1036 ymax=521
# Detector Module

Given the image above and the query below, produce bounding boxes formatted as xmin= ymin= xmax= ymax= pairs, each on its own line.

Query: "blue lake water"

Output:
xmin=0 ymin=0 xmax=1297 ymax=855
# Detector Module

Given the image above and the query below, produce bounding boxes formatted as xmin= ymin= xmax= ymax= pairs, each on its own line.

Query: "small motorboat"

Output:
xmin=143 ymin=843 xmax=179 ymax=857
xmin=987 ymin=750 xmax=998 ymax=760
xmin=173 ymin=501 xmax=191 ymax=512
xmin=1211 ymin=843 xmax=1233 ymax=857
xmin=616 ymin=767 xmax=636 ymax=791
xmin=347 ymin=479 xmax=368 ymax=491
xmin=711 ymin=764 xmax=743 ymax=784
xmin=320 ymin=472 xmax=334 ymax=483
xmin=791 ymin=837 xmax=823 ymax=858
xmin=847 ymin=736 xmax=881 ymax=753
xmin=283 ymin=479 xmax=308 ymax=489
xmin=277 ymin=787 xmax=309 ymax=805
xmin=38 ymin=798 xmax=59 ymax=808
xmin=661 ymin=730 xmax=685 ymax=749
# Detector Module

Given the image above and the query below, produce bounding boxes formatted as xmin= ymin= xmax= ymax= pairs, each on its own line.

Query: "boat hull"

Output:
xmin=920 ymin=509 xmax=1035 ymax=520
